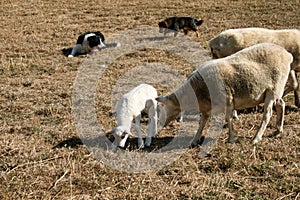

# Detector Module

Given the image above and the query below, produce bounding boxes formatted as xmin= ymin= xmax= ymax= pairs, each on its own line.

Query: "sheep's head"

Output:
xmin=209 ymin=34 xmax=240 ymax=59
xmin=106 ymin=126 xmax=132 ymax=148
xmin=156 ymin=95 xmax=181 ymax=127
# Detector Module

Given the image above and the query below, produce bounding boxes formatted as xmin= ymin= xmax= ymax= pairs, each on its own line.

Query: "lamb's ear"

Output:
xmin=121 ymin=131 xmax=133 ymax=139
xmin=156 ymin=96 xmax=167 ymax=104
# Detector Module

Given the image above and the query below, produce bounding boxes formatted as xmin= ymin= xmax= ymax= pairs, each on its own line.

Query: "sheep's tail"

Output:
xmin=195 ymin=19 xmax=203 ymax=26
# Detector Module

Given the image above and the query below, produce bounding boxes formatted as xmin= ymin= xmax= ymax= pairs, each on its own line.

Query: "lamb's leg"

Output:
xmin=191 ymin=115 xmax=209 ymax=147
xmin=252 ymin=91 xmax=274 ymax=144
xmin=271 ymin=98 xmax=285 ymax=137
xmin=145 ymin=100 xmax=157 ymax=147
xmin=135 ymin=114 xmax=144 ymax=148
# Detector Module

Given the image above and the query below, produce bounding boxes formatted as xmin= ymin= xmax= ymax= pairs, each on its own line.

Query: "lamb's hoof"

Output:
xmin=145 ymin=137 xmax=152 ymax=147
xmin=251 ymin=137 xmax=261 ymax=144
xmin=138 ymin=141 xmax=145 ymax=149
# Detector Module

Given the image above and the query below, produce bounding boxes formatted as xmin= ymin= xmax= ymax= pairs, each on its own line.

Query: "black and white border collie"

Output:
xmin=68 ymin=31 xmax=106 ymax=57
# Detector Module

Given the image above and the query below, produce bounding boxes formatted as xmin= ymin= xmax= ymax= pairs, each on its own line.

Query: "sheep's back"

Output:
xmin=198 ymin=43 xmax=292 ymax=109
xmin=210 ymin=28 xmax=300 ymax=68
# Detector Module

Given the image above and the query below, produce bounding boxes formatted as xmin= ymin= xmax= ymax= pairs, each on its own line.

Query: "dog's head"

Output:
xmin=158 ymin=21 xmax=169 ymax=33
xmin=87 ymin=34 xmax=106 ymax=49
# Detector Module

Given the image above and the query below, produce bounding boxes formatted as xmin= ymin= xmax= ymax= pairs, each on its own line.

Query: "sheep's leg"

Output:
xmin=294 ymin=73 xmax=300 ymax=107
xmin=252 ymin=91 xmax=274 ymax=144
xmin=283 ymin=70 xmax=298 ymax=102
xmin=271 ymin=98 xmax=285 ymax=137
xmin=145 ymin=100 xmax=158 ymax=147
xmin=135 ymin=114 xmax=144 ymax=148
xmin=226 ymin=105 xmax=236 ymax=143
xmin=176 ymin=111 xmax=184 ymax=122
xmin=294 ymin=90 xmax=300 ymax=108
xmin=191 ymin=115 xmax=209 ymax=147
xmin=232 ymin=110 xmax=239 ymax=121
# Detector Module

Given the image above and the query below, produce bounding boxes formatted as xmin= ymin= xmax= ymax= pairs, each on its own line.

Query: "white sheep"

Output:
xmin=209 ymin=28 xmax=300 ymax=107
xmin=106 ymin=84 xmax=158 ymax=149
xmin=156 ymin=43 xmax=293 ymax=145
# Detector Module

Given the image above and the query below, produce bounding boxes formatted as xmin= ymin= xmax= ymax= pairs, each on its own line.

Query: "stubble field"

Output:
xmin=0 ymin=0 xmax=299 ymax=199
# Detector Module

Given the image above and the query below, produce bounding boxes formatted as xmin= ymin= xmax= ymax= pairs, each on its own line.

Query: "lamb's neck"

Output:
xmin=117 ymin=111 xmax=133 ymax=131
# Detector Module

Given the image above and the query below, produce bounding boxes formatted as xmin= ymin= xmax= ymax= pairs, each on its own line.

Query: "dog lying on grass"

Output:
xmin=68 ymin=31 xmax=106 ymax=57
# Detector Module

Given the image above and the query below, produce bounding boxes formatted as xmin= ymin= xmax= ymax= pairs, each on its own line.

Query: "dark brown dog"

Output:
xmin=158 ymin=17 xmax=203 ymax=37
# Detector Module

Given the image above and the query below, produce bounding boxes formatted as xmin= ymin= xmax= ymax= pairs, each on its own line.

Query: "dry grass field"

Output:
xmin=0 ymin=0 xmax=299 ymax=199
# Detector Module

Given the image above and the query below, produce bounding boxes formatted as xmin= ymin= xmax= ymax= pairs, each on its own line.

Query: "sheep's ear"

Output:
xmin=156 ymin=96 xmax=167 ymax=104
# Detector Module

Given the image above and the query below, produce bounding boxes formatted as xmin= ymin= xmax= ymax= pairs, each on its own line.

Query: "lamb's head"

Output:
xmin=106 ymin=126 xmax=132 ymax=148
xmin=156 ymin=95 xmax=181 ymax=127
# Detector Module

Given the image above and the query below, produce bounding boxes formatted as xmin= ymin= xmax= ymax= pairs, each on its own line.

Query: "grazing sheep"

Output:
xmin=156 ymin=43 xmax=293 ymax=145
xmin=209 ymin=28 xmax=300 ymax=107
xmin=106 ymin=84 xmax=158 ymax=149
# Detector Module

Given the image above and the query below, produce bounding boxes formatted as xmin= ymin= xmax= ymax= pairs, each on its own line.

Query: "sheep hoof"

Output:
xmin=269 ymin=130 xmax=282 ymax=138
xmin=190 ymin=142 xmax=198 ymax=148
xmin=228 ymin=138 xmax=235 ymax=143
xmin=191 ymin=136 xmax=205 ymax=148
xmin=295 ymin=100 xmax=300 ymax=108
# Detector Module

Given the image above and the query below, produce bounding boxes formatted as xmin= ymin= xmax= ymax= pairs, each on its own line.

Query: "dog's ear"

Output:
xmin=158 ymin=21 xmax=167 ymax=28
xmin=196 ymin=19 xmax=203 ymax=26
xmin=94 ymin=32 xmax=105 ymax=42
xmin=87 ymin=35 xmax=100 ymax=47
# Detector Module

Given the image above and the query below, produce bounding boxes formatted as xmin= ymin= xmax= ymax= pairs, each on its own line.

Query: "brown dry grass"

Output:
xmin=0 ymin=0 xmax=299 ymax=199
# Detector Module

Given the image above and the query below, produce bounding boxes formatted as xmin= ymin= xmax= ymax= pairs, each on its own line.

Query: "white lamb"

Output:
xmin=209 ymin=27 xmax=300 ymax=107
xmin=106 ymin=84 xmax=158 ymax=149
xmin=156 ymin=43 xmax=293 ymax=145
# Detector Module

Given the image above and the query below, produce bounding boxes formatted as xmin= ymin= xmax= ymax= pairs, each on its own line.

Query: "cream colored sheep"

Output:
xmin=157 ymin=43 xmax=293 ymax=145
xmin=209 ymin=28 xmax=300 ymax=107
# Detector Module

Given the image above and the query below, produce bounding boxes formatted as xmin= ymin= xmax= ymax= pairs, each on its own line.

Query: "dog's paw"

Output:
xmin=68 ymin=55 xmax=74 ymax=58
